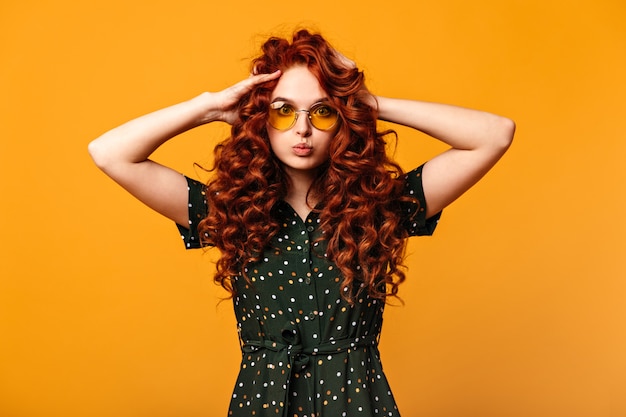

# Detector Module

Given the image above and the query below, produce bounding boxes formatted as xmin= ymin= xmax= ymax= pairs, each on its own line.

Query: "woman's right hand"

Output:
xmin=209 ymin=70 xmax=282 ymax=125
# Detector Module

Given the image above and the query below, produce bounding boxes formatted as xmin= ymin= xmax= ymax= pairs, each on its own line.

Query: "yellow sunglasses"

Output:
xmin=268 ymin=101 xmax=339 ymax=131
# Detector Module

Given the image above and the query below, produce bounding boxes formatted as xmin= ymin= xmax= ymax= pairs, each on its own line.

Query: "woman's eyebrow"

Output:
xmin=270 ymin=97 xmax=330 ymax=105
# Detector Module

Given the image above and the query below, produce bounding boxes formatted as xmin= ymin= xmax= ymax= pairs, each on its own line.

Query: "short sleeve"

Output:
xmin=176 ymin=176 xmax=208 ymax=249
xmin=402 ymin=164 xmax=442 ymax=236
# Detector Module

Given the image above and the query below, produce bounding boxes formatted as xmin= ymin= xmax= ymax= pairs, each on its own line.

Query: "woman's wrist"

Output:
xmin=373 ymin=96 xmax=399 ymax=123
xmin=190 ymin=92 xmax=223 ymax=125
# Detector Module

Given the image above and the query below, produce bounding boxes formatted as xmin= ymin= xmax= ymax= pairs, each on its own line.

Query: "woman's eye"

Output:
xmin=278 ymin=105 xmax=294 ymax=116
xmin=313 ymin=106 xmax=332 ymax=117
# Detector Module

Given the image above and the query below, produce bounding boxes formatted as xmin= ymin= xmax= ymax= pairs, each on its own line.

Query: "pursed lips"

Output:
xmin=292 ymin=143 xmax=312 ymax=156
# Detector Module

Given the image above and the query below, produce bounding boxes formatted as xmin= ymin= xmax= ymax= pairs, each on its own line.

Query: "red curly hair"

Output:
xmin=199 ymin=30 xmax=416 ymax=302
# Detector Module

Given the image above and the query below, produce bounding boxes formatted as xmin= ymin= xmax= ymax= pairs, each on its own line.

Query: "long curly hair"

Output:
xmin=198 ymin=29 xmax=416 ymax=302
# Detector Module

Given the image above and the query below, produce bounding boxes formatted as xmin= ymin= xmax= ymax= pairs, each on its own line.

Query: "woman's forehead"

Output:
xmin=270 ymin=66 xmax=328 ymax=106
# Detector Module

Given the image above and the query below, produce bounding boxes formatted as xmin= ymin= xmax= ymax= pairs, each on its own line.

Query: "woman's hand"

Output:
xmin=333 ymin=49 xmax=356 ymax=70
xmin=210 ymin=70 xmax=282 ymax=125
xmin=331 ymin=50 xmax=378 ymax=111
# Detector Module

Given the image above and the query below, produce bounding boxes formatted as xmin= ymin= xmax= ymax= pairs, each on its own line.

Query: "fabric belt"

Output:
xmin=240 ymin=333 xmax=379 ymax=417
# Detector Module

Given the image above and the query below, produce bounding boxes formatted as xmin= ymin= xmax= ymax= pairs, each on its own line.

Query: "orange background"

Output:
xmin=1 ymin=1 xmax=624 ymax=416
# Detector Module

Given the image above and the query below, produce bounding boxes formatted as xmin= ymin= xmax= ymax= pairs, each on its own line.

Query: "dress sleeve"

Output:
xmin=402 ymin=164 xmax=442 ymax=236
xmin=176 ymin=176 xmax=208 ymax=249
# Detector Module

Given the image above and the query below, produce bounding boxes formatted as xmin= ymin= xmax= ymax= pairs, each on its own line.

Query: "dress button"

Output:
xmin=306 ymin=226 xmax=314 ymax=232
xmin=305 ymin=277 xmax=311 ymax=285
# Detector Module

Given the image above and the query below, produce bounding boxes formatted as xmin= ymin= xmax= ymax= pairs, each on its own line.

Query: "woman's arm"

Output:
xmin=88 ymin=71 xmax=281 ymax=226
xmin=376 ymin=96 xmax=515 ymax=218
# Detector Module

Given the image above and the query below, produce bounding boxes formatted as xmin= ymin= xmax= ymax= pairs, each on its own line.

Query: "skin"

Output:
xmin=88 ymin=59 xmax=515 ymax=230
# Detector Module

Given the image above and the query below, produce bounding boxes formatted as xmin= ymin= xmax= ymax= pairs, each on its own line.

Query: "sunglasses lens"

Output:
xmin=309 ymin=104 xmax=338 ymax=130
xmin=268 ymin=102 xmax=296 ymax=130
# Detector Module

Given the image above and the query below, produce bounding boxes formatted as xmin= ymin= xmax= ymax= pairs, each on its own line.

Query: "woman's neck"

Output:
xmin=283 ymin=170 xmax=318 ymax=221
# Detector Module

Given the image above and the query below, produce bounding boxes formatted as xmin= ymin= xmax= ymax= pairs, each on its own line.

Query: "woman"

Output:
xmin=89 ymin=29 xmax=514 ymax=417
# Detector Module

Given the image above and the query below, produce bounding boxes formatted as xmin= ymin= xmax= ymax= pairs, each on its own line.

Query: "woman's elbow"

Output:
xmin=492 ymin=115 xmax=516 ymax=151
xmin=502 ymin=116 xmax=516 ymax=145
xmin=87 ymin=137 xmax=111 ymax=171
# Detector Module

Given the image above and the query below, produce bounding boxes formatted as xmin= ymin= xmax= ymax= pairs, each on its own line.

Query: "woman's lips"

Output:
xmin=293 ymin=144 xmax=312 ymax=156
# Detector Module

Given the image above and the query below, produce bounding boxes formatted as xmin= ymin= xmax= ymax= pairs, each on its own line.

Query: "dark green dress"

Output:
xmin=177 ymin=164 xmax=440 ymax=417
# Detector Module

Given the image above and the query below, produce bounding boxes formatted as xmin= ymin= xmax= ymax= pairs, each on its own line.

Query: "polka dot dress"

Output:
xmin=177 ymin=164 xmax=440 ymax=417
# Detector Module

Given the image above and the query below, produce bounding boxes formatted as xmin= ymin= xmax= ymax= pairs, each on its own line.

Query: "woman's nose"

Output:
xmin=294 ymin=111 xmax=312 ymax=137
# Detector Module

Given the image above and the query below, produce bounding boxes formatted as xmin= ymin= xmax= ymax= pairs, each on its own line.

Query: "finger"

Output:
xmin=334 ymin=50 xmax=356 ymax=69
xmin=240 ymin=70 xmax=281 ymax=91
xmin=250 ymin=69 xmax=281 ymax=84
xmin=230 ymin=70 xmax=281 ymax=98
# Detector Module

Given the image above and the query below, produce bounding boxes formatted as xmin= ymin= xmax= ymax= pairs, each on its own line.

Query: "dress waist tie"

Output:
xmin=241 ymin=334 xmax=379 ymax=417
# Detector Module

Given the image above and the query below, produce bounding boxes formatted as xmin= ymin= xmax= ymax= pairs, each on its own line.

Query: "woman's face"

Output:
xmin=267 ymin=65 xmax=338 ymax=180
